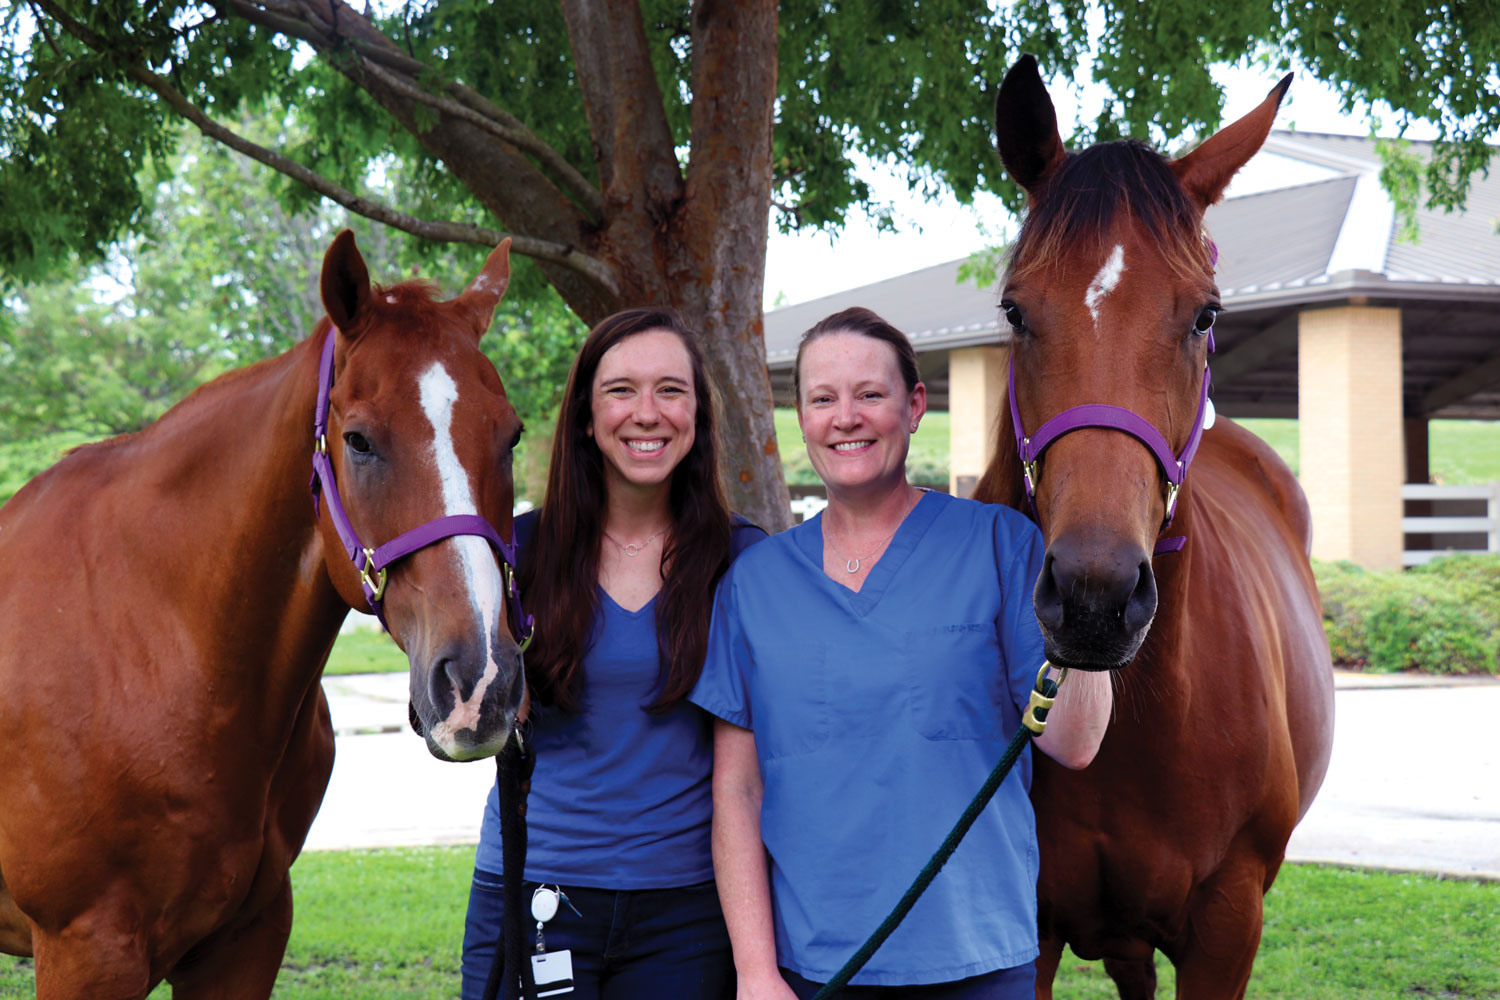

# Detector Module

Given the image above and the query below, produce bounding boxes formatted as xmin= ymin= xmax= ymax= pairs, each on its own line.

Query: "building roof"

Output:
xmin=763 ymin=130 xmax=1500 ymax=419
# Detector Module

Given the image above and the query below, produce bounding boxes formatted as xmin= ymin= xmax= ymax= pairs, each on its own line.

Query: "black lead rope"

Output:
xmin=810 ymin=665 xmax=1066 ymax=1000
xmin=482 ymin=730 xmax=539 ymax=1000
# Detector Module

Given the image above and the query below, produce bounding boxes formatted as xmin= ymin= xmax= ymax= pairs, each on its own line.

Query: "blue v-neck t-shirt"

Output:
xmin=689 ymin=491 xmax=1047 ymax=986
xmin=475 ymin=512 xmax=765 ymax=888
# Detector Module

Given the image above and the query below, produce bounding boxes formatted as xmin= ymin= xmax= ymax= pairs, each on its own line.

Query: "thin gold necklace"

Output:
xmin=603 ymin=526 xmax=668 ymax=558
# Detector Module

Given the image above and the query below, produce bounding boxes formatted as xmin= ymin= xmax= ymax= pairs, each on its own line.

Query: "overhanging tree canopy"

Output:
xmin=4 ymin=0 xmax=1496 ymax=527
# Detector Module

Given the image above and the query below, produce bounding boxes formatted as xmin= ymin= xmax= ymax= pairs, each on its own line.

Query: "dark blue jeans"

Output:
xmin=461 ymin=869 xmax=735 ymax=1000
xmin=780 ymin=962 xmax=1035 ymax=999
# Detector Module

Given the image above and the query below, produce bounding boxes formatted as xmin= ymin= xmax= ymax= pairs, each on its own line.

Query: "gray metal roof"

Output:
xmin=1209 ymin=174 xmax=1355 ymax=294
xmin=764 ymin=130 xmax=1500 ymax=419
xmin=763 ymin=258 xmax=1003 ymax=367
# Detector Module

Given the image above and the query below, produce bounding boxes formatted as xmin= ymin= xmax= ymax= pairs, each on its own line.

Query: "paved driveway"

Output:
xmin=1284 ymin=677 xmax=1500 ymax=879
xmin=308 ymin=671 xmax=1500 ymax=880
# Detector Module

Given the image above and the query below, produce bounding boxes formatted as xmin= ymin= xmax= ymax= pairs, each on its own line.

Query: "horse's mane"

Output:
xmin=371 ymin=280 xmax=442 ymax=305
xmin=1007 ymin=140 xmax=1212 ymax=280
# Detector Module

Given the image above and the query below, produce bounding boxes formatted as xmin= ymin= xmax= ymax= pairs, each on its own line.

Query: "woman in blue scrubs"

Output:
xmin=692 ymin=307 xmax=1113 ymax=999
xmin=461 ymin=308 xmax=765 ymax=1000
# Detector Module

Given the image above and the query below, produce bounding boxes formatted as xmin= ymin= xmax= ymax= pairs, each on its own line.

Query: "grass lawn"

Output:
xmin=5 ymin=855 xmax=1493 ymax=998
xmin=324 ymin=626 xmax=409 ymax=676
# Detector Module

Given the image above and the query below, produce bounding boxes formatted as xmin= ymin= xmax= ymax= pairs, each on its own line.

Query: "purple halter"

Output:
xmin=1008 ymin=327 xmax=1215 ymax=557
xmin=308 ymin=329 xmax=534 ymax=645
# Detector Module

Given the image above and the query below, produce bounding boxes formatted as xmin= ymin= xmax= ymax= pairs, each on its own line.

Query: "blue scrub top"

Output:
xmin=476 ymin=512 xmax=766 ymax=889
xmin=689 ymin=491 xmax=1047 ymax=986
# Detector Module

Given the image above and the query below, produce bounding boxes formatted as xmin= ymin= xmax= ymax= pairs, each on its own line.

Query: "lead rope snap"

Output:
xmin=1022 ymin=661 xmax=1068 ymax=735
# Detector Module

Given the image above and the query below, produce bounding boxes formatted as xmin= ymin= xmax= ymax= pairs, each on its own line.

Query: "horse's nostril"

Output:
xmin=1122 ymin=560 xmax=1158 ymax=634
xmin=1033 ymin=553 xmax=1066 ymax=632
xmin=427 ymin=654 xmax=475 ymax=715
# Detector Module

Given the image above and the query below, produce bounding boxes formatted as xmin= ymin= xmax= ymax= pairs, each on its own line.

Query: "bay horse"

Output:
xmin=0 ymin=230 xmax=530 ymax=998
xmin=975 ymin=58 xmax=1335 ymax=998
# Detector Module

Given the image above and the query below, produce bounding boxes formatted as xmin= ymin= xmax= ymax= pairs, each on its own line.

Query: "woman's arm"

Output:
xmin=712 ymin=718 xmax=798 ymax=1000
xmin=1033 ymin=665 xmax=1113 ymax=769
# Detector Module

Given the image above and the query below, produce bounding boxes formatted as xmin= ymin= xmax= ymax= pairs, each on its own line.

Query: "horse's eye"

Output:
xmin=508 ymin=427 xmax=523 ymax=452
xmin=344 ymin=431 xmax=373 ymax=455
xmin=1193 ymin=307 xmax=1220 ymax=334
xmin=1001 ymin=300 xmax=1028 ymax=334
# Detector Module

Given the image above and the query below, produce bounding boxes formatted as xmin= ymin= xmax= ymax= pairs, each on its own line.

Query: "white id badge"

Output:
xmin=530 ymin=949 xmax=574 ymax=996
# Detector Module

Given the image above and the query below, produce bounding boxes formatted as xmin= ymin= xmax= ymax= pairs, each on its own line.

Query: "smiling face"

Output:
xmin=796 ymin=331 xmax=926 ymax=498
xmin=588 ymin=328 xmax=697 ymax=495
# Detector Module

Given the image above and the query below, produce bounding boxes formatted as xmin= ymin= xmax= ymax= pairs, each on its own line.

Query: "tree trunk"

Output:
xmin=225 ymin=0 xmax=794 ymax=530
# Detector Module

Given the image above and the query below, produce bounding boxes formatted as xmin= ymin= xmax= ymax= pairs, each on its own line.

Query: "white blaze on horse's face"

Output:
xmin=415 ymin=361 xmax=508 ymax=757
xmin=1084 ymin=244 xmax=1127 ymax=327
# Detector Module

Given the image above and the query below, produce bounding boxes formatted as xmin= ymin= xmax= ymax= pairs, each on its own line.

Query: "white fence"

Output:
xmin=1402 ymin=482 xmax=1500 ymax=567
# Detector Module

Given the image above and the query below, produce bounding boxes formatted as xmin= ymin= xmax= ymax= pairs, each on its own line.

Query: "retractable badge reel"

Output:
xmin=529 ymin=886 xmax=575 ymax=996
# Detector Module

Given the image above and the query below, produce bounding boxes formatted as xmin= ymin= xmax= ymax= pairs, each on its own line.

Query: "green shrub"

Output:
xmin=1313 ymin=554 xmax=1500 ymax=675
xmin=0 ymin=431 xmax=97 ymax=507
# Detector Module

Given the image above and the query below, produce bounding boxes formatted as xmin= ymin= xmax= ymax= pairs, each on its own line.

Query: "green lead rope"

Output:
xmin=810 ymin=663 xmax=1066 ymax=1000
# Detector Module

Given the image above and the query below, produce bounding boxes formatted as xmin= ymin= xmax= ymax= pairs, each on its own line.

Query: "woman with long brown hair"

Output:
xmin=461 ymin=307 xmax=764 ymax=1000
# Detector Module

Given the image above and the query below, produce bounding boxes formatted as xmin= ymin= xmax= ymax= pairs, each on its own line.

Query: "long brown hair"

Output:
xmin=521 ymin=307 xmax=732 ymax=713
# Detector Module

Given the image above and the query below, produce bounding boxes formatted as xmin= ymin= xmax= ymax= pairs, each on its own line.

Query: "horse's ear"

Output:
xmin=994 ymin=54 xmax=1067 ymax=198
xmin=1171 ymin=74 xmax=1292 ymax=209
xmin=453 ymin=238 xmax=512 ymax=339
xmin=320 ymin=229 xmax=372 ymax=334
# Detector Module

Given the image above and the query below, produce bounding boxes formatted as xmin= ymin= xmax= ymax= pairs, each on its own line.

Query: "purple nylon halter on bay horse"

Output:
xmin=1006 ymin=342 xmax=1213 ymax=555
xmin=310 ymin=328 xmax=534 ymax=644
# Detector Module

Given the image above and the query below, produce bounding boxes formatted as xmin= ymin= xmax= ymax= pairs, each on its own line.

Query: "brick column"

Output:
xmin=948 ymin=345 xmax=1009 ymax=497
xmin=1297 ymin=305 xmax=1404 ymax=568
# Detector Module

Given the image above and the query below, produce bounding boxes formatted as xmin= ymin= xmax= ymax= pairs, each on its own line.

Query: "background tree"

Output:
xmin=4 ymin=1 xmax=1496 ymax=527
xmin=0 ymin=121 xmax=582 ymax=500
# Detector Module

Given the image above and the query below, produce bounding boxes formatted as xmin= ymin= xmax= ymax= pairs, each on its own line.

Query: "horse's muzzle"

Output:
xmin=408 ymin=638 xmax=526 ymax=761
xmin=1032 ymin=542 xmax=1156 ymax=671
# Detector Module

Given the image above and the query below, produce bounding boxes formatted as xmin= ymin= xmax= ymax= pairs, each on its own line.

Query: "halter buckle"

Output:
xmin=1021 ymin=444 xmax=1039 ymax=496
xmin=359 ymin=547 xmax=389 ymax=603
xmin=315 ymin=433 xmax=328 ymax=455
xmin=1164 ymin=481 xmax=1181 ymax=522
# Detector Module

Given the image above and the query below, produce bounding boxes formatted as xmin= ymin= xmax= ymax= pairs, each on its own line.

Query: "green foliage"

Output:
xmin=0 ymin=111 xmax=582 ymax=471
xmin=1315 ymin=555 xmax=1500 ymax=675
xmin=4 ymin=1 xmax=1497 ymax=284
xmin=0 ymin=430 xmax=95 ymax=506
xmin=1376 ymin=136 xmax=1425 ymax=243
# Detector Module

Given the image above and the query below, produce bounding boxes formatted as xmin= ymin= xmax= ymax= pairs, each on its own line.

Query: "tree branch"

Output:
xmin=224 ymin=0 xmax=604 ymax=219
xmin=24 ymin=0 xmax=65 ymax=59
xmin=353 ymin=55 xmax=606 ymax=220
xmin=140 ymin=64 xmax=616 ymax=288
xmin=32 ymin=0 xmax=618 ymax=292
xmin=559 ymin=0 xmax=683 ymax=205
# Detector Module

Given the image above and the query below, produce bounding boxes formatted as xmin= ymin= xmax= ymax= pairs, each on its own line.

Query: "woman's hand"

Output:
xmin=736 ymin=970 xmax=801 ymax=1000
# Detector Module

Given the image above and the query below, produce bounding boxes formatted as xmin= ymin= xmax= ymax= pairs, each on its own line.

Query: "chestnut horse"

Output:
xmin=0 ymin=230 xmax=530 ymax=998
xmin=975 ymin=59 xmax=1335 ymax=998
